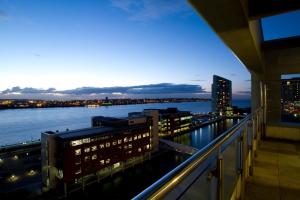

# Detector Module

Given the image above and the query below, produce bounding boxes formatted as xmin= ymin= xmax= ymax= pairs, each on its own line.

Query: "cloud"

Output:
xmin=230 ymin=73 xmax=236 ymax=76
xmin=0 ymin=83 xmax=207 ymax=100
xmin=0 ymin=10 xmax=8 ymax=20
xmin=190 ymin=79 xmax=206 ymax=82
xmin=111 ymin=0 xmax=190 ymax=20
xmin=236 ymin=90 xmax=251 ymax=95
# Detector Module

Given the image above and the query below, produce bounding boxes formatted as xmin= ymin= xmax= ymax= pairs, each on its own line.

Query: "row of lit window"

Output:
xmin=71 ymin=132 xmax=150 ymax=147
xmin=75 ymin=143 xmax=151 ymax=156
xmin=74 ymin=145 xmax=150 ymax=174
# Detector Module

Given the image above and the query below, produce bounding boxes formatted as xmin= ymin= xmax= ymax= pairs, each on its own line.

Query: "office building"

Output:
xmin=211 ymin=75 xmax=232 ymax=115
xmin=41 ymin=115 xmax=157 ymax=194
xmin=156 ymin=108 xmax=192 ymax=137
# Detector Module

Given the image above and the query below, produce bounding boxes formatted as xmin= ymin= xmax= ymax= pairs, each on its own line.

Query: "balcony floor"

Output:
xmin=245 ymin=140 xmax=300 ymax=200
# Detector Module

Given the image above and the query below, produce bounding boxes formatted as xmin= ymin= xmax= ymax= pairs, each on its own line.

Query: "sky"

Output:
xmin=0 ymin=0 xmax=253 ymax=100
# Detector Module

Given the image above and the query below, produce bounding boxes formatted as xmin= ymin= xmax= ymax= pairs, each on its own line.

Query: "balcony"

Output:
xmin=133 ymin=1 xmax=300 ymax=199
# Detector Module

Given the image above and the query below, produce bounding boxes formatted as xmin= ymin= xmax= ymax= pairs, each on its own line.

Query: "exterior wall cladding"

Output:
xmin=211 ymin=75 xmax=232 ymax=114
xmin=42 ymin=115 xmax=154 ymax=191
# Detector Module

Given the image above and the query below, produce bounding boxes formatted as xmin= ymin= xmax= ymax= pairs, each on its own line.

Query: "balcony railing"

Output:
xmin=133 ymin=108 xmax=264 ymax=200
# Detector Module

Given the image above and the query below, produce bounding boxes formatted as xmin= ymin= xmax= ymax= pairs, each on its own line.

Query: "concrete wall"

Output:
xmin=263 ymin=47 xmax=300 ymax=140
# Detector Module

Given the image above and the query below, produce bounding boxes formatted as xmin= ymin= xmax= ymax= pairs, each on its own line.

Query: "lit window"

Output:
xmin=106 ymin=158 xmax=110 ymax=164
xmin=106 ymin=142 xmax=110 ymax=147
xmin=143 ymin=133 xmax=147 ymax=137
xmin=118 ymin=139 xmax=122 ymax=144
xmin=128 ymin=144 xmax=132 ymax=149
xmin=75 ymin=168 xmax=81 ymax=175
xmin=71 ymin=140 xmax=82 ymax=146
xmin=113 ymin=162 xmax=120 ymax=169
xmin=113 ymin=140 xmax=117 ymax=145
xmin=146 ymin=133 xmax=149 ymax=137
xmin=99 ymin=144 xmax=105 ymax=149
xmin=146 ymin=144 xmax=150 ymax=149
xmin=124 ymin=145 xmax=128 ymax=149
xmin=134 ymin=135 xmax=137 ymax=140
xmin=84 ymin=148 xmax=90 ymax=153
xmin=124 ymin=137 xmax=128 ymax=143
xmin=100 ymin=160 xmax=105 ymax=165
xmin=138 ymin=135 xmax=141 ymax=139
xmin=75 ymin=149 xmax=81 ymax=155
xmin=82 ymin=138 xmax=90 ymax=143
xmin=91 ymin=146 xmax=97 ymax=151
xmin=84 ymin=156 xmax=90 ymax=162
xmin=75 ymin=158 xmax=81 ymax=165
xmin=128 ymin=150 xmax=132 ymax=154
xmin=92 ymin=154 xmax=97 ymax=160
xmin=128 ymin=137 xmax=132 ymax=142
xmin=138 ymin=148 xmax=142 ymax=152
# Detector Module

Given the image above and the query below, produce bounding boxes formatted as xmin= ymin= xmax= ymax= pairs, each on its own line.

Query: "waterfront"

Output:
xmin=0 ymin=100 xmax=249 ymax=146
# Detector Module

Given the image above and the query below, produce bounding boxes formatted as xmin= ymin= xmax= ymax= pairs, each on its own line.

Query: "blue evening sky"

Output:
xmin=0 ymin=0 xmax=254 ymax=99
xmin=262 ymin=10 xmax=300 ymax=40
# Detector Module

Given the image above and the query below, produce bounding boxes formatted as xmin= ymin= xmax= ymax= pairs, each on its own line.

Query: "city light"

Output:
xmin=7 ymin=174 xmax=19 ymax=182
xmin=12 ymin=155 xmax=18 ymax=160
xmin=27 ymin=169 xmax=37 ymax=176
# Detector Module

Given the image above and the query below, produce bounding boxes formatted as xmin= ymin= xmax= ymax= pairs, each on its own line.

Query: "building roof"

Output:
xmin=48 ymin=124 xmax=148 ymax=141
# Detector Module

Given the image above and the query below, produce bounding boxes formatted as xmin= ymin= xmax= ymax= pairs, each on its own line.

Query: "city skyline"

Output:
xmin=0 ymin=0 xmax=251 ymax=99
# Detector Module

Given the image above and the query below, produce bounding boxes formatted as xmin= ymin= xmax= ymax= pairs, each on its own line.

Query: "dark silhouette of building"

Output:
xmin=211 ymin=75 xmax=232 ymax=115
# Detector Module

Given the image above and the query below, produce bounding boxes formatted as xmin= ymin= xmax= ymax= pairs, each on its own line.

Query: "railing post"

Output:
xmin=217 ymin=150 xmax=223 ymax=200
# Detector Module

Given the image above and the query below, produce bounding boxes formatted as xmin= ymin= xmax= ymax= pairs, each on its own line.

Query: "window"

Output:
xmin=100 ymin=160 xmax=105 ymax=165
xmin=82 ymin=138 xmax=90 ymax=143
xmin=146 ymin=144 xmax=150 ymax=149
xmin=75 ymin=149 xmax=81 ymax=155
xmin=138 ymin=134 xmax=141 ymax=139
xmin=128 ymin=144 xmax=132 ymax=149
xmin=124 ymin=137 xmax=128 ymax=143
xmin=71 ymin=140 xmax=82 ymax=146
xmin=281 ymin=74 xmax=300 ymax=123
xmin=134 ymin=135 xmax=137 ymax=140
xmin=84 ymin=156 xmax=90 ymax=162
xmin=75 ymin=158 xmax=81 ymax=165
xmin=138 ymin=148 xmax=142 ymax=152
xmin=106 ymin=158 xmax=110 ymax=164
xmin=84 ymin=147 xmax=90 ymax=153
xmin=128 ymin=137 xmax=132 ymax=142
xmin=118 ymin=139 xmax=122 ymax=144
xmin=143 ymin=133 xmax=147 ymax=137
xmin=106 ymin=142 xmax=110 ymax=147
xmin=92 ymin=154 xmax=97 ymax=160
xmin=75 ymin=167 xmax=81 ymax=175
xmin=113 ymin=162 xmax=120 ymax=169
xmin=99 ymin=144 xmax=105 ymax=149
xmin=112 ymin=140 xmax=117 ymax=145
xmin=91 ymin=146 xmax=97 ymax=151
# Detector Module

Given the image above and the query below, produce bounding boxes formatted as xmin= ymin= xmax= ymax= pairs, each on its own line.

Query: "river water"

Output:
xmin=0 ymin=100 xmax=249 ymax=146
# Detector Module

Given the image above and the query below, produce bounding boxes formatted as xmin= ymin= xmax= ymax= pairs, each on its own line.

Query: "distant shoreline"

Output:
xmin=0 ymin=98 xmax=212 ymax=110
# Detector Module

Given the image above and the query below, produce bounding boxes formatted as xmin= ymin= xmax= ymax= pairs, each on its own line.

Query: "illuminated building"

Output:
xmin=41 ymin=115 xmax=157 ymax=194
xmin=281 ymin=78 xmax=300 ymax=102
xmin=154 ymin=108 xmax=192 ymax=137
xmin=211 ymin=75 xmax=232 ymax=115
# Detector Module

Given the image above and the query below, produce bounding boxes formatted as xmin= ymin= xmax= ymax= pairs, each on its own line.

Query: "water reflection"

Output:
xmin=172 ymin=119 xmax=239 ymax=149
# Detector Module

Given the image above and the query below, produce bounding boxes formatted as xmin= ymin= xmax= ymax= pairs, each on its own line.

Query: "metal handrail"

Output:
xmin=133 ymin=110 xmax=260 ymax=200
